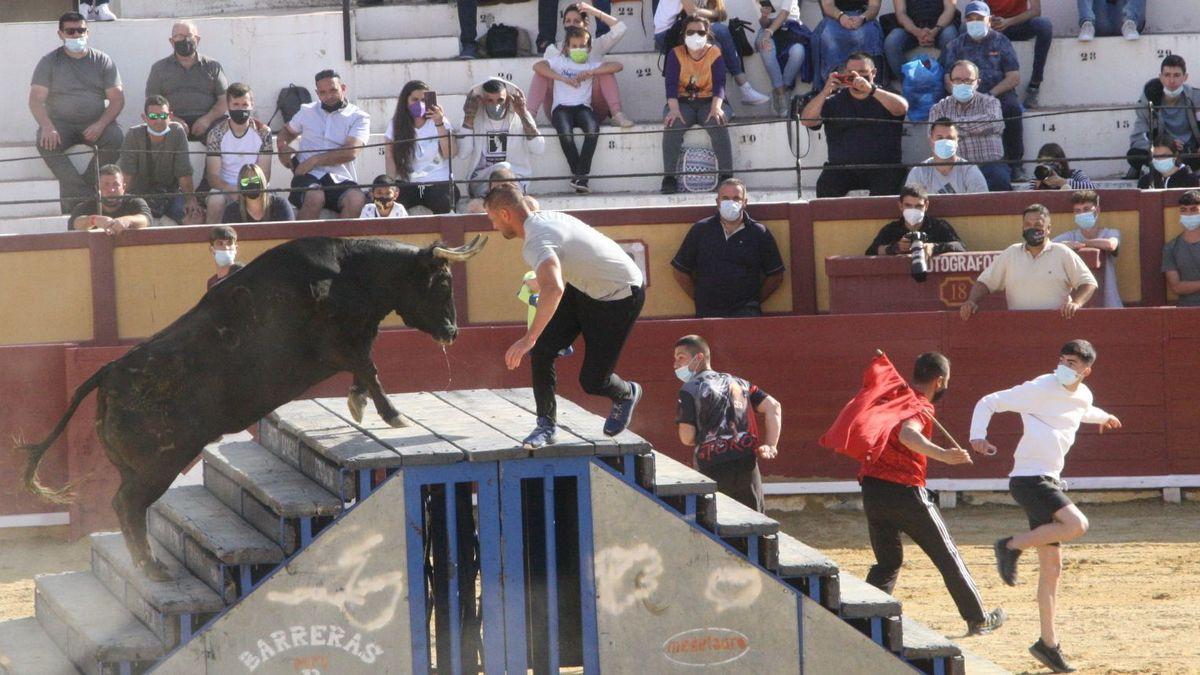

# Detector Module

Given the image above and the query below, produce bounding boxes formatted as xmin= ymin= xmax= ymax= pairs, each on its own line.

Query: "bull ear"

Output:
xmin=432 ymin=235 xmax=488 ymax=262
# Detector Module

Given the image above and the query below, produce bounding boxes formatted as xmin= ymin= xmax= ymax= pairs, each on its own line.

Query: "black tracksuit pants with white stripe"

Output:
xmin=861 ymin=476 xmax=986 ymax=623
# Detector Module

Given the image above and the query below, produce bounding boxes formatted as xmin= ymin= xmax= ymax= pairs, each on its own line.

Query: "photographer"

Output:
xmin=865 ymin=184 xmax=966 ymax=258
xmin=1028 ymin=143 xmax=1095 ymax=191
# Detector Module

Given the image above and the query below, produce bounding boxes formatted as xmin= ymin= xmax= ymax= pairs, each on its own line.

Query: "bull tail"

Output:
xmin=16 ymin=365 xmax=109 ymax=505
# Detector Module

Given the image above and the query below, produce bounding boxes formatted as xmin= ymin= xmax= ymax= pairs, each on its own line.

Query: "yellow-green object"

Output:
xmin=517 ymin=270 xmax=538 ymax=327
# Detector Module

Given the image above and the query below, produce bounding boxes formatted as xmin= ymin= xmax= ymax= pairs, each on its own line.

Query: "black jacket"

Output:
xmin=865 ymin=217 xmax=966 ymax=256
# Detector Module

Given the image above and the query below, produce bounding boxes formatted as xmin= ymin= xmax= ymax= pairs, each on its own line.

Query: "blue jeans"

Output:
xmin=883 ymin=24 xmax=959 ymax=82
xmin=1002 ymin=17 xmax=1053 ymax=86
xmin=655 ymin=23 xmax=744 ymax=77
xmin=979 ymin=162 xmax=1012 ymax=191
xmin=1077 ymin=0 xmax=1145 ymax=33
xmin=758 ymin=28 xmax=805 ymax=89
xmin=813 ymin=13 xmax=884 ymax=89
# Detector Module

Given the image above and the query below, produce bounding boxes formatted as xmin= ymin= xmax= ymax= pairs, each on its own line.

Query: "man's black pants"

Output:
xmin=861 ymin=476 xmax=986 ymax=623
xmin=531 ymin=284 xmax=643 ymax=425
xmin=815 ymin=165 xmax=906 ymax=198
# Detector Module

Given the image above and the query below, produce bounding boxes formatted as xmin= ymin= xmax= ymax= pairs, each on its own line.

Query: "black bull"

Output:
xmin=18 ymin=234 xmax=487 ymax=580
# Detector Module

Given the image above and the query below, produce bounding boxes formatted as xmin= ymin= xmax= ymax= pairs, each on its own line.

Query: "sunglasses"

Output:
xmin=685 ymin=30 xmax=707 ymax=36
xmin=239 ymin=177 xmax=263 ymax=188
xmin=146 ymin=112 xmax=169 ymax=120
xmin=63 ymin=27 xmax=88 ymax=36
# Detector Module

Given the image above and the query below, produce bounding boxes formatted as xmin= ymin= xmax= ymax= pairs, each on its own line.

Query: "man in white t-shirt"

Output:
xmin=457 ymin=78 xmax=545 ymax=199
xmin=1053 ymin=190 xmax=1121 ymax=308
xmin=969 ymin=339 xmax=1120 ymax=674
xmin=359 ymin=174 xmax=409 ymax=219
xmin=203 ymin=82 xmax=272 ymax=224
xmin=483 ymin=183 xmax=645 ymax=447
xmin=276 ymin=69 xmax=370 ymax=220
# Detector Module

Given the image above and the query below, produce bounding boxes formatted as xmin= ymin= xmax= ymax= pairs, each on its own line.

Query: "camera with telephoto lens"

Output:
xmin=1034 ymin=164 xmax=1056 ymax=181
xmin=906 ymin=231 xmax=928 ymax=282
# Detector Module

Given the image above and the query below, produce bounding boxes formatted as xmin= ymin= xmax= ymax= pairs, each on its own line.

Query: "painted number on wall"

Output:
xmin=1079 ymin=51 xmax=1096 ymax=61
xmin=1115 ymin=119 xmax=1130 ymax=129
xmin=497 ymin=72 xmax=513 ymax=81
xmin=635 ymin=68 xmax=654 ymax=78
xmin=1157 ymin=49 xmax=1173 ymax=58
xmin=739 ymin=134 xmax=757 ymax=144
xmin=617 ymin=5 xmax=636 ymax=16
xmin=1041 ymin=123 xmax=1056 ymax=132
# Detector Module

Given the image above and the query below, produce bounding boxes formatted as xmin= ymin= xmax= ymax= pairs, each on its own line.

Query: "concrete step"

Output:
xmin=201 ymin=439 xmax=344 ymax=553
xmin=89 ymin=532 xmax=225 ymax=648
xmin=0 ymin=180 xmax=61 ymax=220
xmin=117 ymin=0 xmax=340 ymax=19
xmin=0 ymin=215 xmax=70 ymax=236
xmin=148 ymin=485 xmax=284 ymax=600
xmin=0 ymin=617 xmax=78 ymax=675
xmin=899 ymin=616 xmax=964 ymax=675
xmin=357 ymin=35 xmax=462 ymax=63
xmin=0 ymin=144 xmax=55 ymax=182
xmin=34 ymin=571 xmax=165 ymax=675
xmin=637 ymin=450 xmax=716 ymax=498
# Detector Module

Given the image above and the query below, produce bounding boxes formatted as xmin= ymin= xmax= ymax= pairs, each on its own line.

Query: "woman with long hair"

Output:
xmin=384 ymin=80 xmax=457 ymax=214
xmin=653 ymin=0 xmax=771 ymax=106
xmin=221 ymin=163 xmax=295 ymax=223
xmin=1029 ymin=143 xmax=1096 ymax=191
xmin=660 ymin=15 xmax=733 ymax=194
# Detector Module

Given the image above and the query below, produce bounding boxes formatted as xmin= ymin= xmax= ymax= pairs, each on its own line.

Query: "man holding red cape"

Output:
xmin=821 ymin=351 xmax=1006 ymax=636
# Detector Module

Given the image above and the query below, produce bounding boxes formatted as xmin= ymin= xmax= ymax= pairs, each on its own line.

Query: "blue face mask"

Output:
xmin=1153 ymin=157 xmax=1177 ymax=174
xmin=965 ymin=20 xmax=988 ymax=39
xmin=65 ymin=36 xmax=88 ymax=52
xmin=674 ymin=355 xmax=698 ymax=383
xmin=952 ymin=83 xmax=975 ymax=103
xmin=1074 ymin=211 xmax=1097 ymax=229
xmin=1181 ymin=214 xmax=1200 ymax=231
xmin=1054 ymin=364 xmax=1080 ymax=387
xmin=933 ymin=138 xmax=957 ymax=160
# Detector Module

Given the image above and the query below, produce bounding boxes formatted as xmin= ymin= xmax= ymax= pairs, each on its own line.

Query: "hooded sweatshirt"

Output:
xmin=455 ymin=78 xmax=546 ymax=180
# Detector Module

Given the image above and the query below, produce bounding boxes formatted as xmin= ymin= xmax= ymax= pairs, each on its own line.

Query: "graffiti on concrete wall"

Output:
xmin=703 ymin=566 xmax=762 ymax=613
xmin=595 ymin=543 xmax=664 ymax=615
xmin=662 ymin=627 xmax=751 ymax=666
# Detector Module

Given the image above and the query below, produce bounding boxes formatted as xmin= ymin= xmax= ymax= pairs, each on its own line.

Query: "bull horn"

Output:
xmin=432 ymin=235 xmax=488 ymax=262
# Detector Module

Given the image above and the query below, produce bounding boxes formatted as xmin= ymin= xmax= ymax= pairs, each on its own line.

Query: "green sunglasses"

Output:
xmin=146 ymin=112 xmax=170 ymax=120
xmin=239 ymin=176 xmax=263 ymax=188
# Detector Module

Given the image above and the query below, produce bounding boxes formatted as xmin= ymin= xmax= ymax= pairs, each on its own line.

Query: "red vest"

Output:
xmin=858 ymin=401 xmax=933 ymax=487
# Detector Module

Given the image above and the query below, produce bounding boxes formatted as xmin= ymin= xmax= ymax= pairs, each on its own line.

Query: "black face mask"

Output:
xmin=1022 ymin=228 xmax=1046 ymax=246
xmin=173 ymin=39 xmax=196 ymax=57
xmin=320 ymin=99 xmax=347 ymax=113
xmin=228 ymin=109 xmax=252 ymax=125
xmin=931 ymin=387 xmax=949 ymax=403
xmin=243 ymin=188 xmax=263 ymax=199
xmin=374 ymin=198 xmax=394 ymax=209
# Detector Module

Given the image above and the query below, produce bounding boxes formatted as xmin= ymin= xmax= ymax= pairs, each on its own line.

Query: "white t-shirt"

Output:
xmin=286 ymin=101 xmax=371 ymax=183
xmin=359 ymin=201 xmax=409 ymax=218
xmin=522 ymin=211 xmax=643 ymax=301
xmin=474 ymin=115 xmax=512 ymax=172
xmin=545 ymin=52 xmax=600 ymax=109
xmin=767 ymin=0 xmax=802 ymax=22
xmin=654 ymin=0 xmax=683 ymax=35
xmin=1053 ymin=228 xmax=1123 ymax=308
xmin=385 ymin=118 xmax=454 ymax=183
xmin=205 ymin=119 xmax=272 ymax=187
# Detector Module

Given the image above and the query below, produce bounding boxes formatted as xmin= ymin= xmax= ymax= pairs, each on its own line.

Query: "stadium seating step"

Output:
xmin=119 ymin=0 xmax=340 ymax=20
xmin=765 ymin=532 xmax=842 ymax=609
xmin=0 ymin=179 xmax=61 ymax=220
xmin=357 ymin=35 xmax=462 ymax=63
xmin=636 ymin=450 xmax=717 ymax=499
xmin=0 ymin=215 xmax=69 ymax=236
xmin=34 ymin=571 xmax=166 ymax=674
xmin=0 ymin=616 xmax=78 ymax=675
xmin=836 ymin=571 xmax=902 ymax=621
xmin=712 ymin=492 xmax=779 ymax=538
xmin=900 ymin=616 xmax=965 ymax=675
xmin=89 ymin=532 xmax=226 ymax=647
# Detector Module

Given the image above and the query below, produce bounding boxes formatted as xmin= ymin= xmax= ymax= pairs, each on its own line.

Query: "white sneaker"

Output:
xmin=607 ymin=111 xmax=635 ymax=128
xmin=740 ymin=82 xmax=770 ymax=106
xmin=1121 ymin=19 xmax=1139 ymax=40
xmin=94 ymin=3 xmax=117 ymax=20
xmin=1077 ymin=21 xmax=1095 ymax=41
xmin=78 ymin=3 xmax=94 ymax=19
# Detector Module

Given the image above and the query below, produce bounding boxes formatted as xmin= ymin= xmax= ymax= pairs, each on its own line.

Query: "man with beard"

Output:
xmin=68 ymin=164 xmax=151 ymax=234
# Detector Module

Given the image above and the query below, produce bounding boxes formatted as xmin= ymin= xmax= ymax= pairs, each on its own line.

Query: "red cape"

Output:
xmin=819 ymin=354 xmax=928 ymax=464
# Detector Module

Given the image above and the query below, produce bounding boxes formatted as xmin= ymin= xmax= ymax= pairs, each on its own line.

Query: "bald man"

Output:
xmin=145 ymin=20 xmax=229 ymax=140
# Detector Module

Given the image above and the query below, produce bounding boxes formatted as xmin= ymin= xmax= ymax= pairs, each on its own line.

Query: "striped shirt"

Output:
xmin=929 ymin=94 xmax=1004 ymax=163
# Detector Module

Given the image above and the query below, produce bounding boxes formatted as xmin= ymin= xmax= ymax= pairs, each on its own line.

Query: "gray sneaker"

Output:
xmin=1077 ymin=21 xmax=1095 ymax=41
xmin=522 ymin=416 xmax=557 ymax=449
xmin=1023 ymin=86 xmax=1040 ymax=110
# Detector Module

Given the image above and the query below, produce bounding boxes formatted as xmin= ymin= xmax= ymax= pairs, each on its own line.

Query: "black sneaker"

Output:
xmin=660 ymin=176 xmax=678 ymax=194
xmin=603 ymin=382 xmax=642 ymax=436
xmin=994 ymin=537 xmax=1021 ymax=586
xmin=1123 ymin=165 xmax=1142 ymax=180
xmin=522 ymin=416 xmax=557 ymax=449
xmin=1029 ymin=638 xmax=1076 ymax=673
xmin=967 ymin=607 xmax=1006 ymax=636
xmin=571 ymin=177 xmax=590 ymax=194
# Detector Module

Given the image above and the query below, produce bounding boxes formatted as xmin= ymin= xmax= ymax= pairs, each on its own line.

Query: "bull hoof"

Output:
xmin=383 ymin=413 xmax=409 ymax=428
xmin=347 ymin=390 xmax=369 ymax=424
xmin=139 ymin=558 xmax=172 ymax=582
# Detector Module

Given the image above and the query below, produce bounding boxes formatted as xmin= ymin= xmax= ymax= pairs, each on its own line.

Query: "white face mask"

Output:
xmin=1164 ymin=84 xmax=1185 ymax=98
xmin=718 ymin=199 xmax=743 ymax=222
xmin=214 ymin=249 xmax=236 ymax=267
xmin=1054 ymin=363 xmax=1080 ymax=387
xmin=902 ymin=208 xmax=925 ymax=226
xmin=685 ymin=34 xmax=708 ymax=51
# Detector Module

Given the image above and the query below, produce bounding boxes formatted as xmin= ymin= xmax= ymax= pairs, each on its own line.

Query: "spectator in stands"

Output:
xmin=68 ymin=164 xmax=150 ymax=234
xmin=757 ymin=0 xmax=810 ymax=117
xmin=812 ymin=0 xmax=884 ymax=90
xmin=385 ymin=80 xmax=457 ymax=214
xmin=30 ymin=12 xmax=125 ymax=214
xmin=883 ymin=0 xmax=959 ymax=86
xmin=459 ymin=79 xmax=545 ymax=200
xmin=359 ymin=175 xmax=408 ymax=219
xmin=1127 ymin=56 xmax=1200 ymax=180
xmin=671 ymin=178 xmax=786 ymax=317
xmin=1028 ymin=142 xmax=1096 ymax=191
xmin=1163 ymin=190 xmax=1200 ymax=307
xmin=906 ymin=118 xmax=989 ymax=194
xmin=207 ymin=225 xmax=242 ymax=290
xmin=538 ymin=27 xmax=622 ymax=193
xmin=278 ymin=69 xmax=370 ymax=221
xmin=119 ymin=96 xmax=202 ymax=225
xmin=929 ymin=60 xmax=1010 ymax=191
xmin=78 ymin=1 xmax=117 ymax=21
xmin=866 ymin=184 xmax=966 ymax=256
xmin=940 ymin=3 xmax=1025 ymax=182
xmin=467 ymin=166 xmax=543 ymax=213
xmin=960 ymin=203 xmax=1097 ymax=319
xmin=660 ymin=17 xmax=735 ymax=195
xmin=145 ymin=21 xmax=228 ymax=141
xmin=801 ymin=52 xmax=908 ymax=198
xmin=221 ymin=164 xmax=295 ymax=224
xmin=1138 ymin=137 xmax=1200 ymax=190
xmin=1077 ymin=0 xmax=1143 ymax=41
xmin=986 ymin=0 xmax=1051 ymax=109
xmin=528 ymin=3 xmax=634 ymax=128
xmin=673 ymin=334 xmax=782 ymax=512
xmin=1053 ymin=190 xmax=1121 ymax=308
xmin=653 ymin=0 xmax=771 ymax=105
xmin=204 ymin=83 xmax=273 ymax=224
xmin=457 ymin=0 xmax=614 ymax=60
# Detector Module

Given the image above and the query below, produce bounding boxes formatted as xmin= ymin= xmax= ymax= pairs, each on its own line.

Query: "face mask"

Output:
xmin=64 ymin=36 xmax=87 ymax=52
xmin=719 ymin=199 xmax=743 ymax=222
xmin=228 ymin=109 xmax=252 ymax=125
xmin=685 ymin=34 xmax=708 ymax=51
xmin=321 ymin=99 xmax=346 ymax=113
xmin=1164 ymin=85 xmax=1184 ymax=98
xmin=1074 ymin=211 xmax=1097 ymax=229
xmin=1022 ymin=228 xmax=1046 ymax=246
xmin=146 ymin=124 xmax=171 ymax=137
xmin=951 ymin=83 xmax=975 ymax=103
xmin=1152 ymin=157 xmax=1176 ymax=174
xmin=1054 ymin=363 xmax=1080 ymax=387
xmin=214 ymin=249 xmax=236 ymax=267
xmin=1181 ymin=214 xmax=1200 ymax=230
xmin=902 ymin=208 xmax=925 ymax=226
xmin=965 ymin=20 xmax=988 ymax=39
xmin=933 ymin=138 xmax=957 ymax=159
xmin=173 ymin=39 xmax=196 ymax=57
xmin=243 ymin=188 xmax=263 ymax=199
xmin=674 ymin=356 xmax=697 ymax=383
xmin=569 ymin=47 xmax=589 ymax=64
xmin=484 ymin=103 xmax=507 ymax=121
xmin=374 ymin=198 xmax=394 ymax=211
xmin=408 ymin=100 xmax=426 ymax=119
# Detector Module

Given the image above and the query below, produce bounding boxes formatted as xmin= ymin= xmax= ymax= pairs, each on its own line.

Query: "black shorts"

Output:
xmin=289 ymin=173 xmax=360 ymax=211
xmin=1010 ymin=475 xmax=1073 ymax=532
